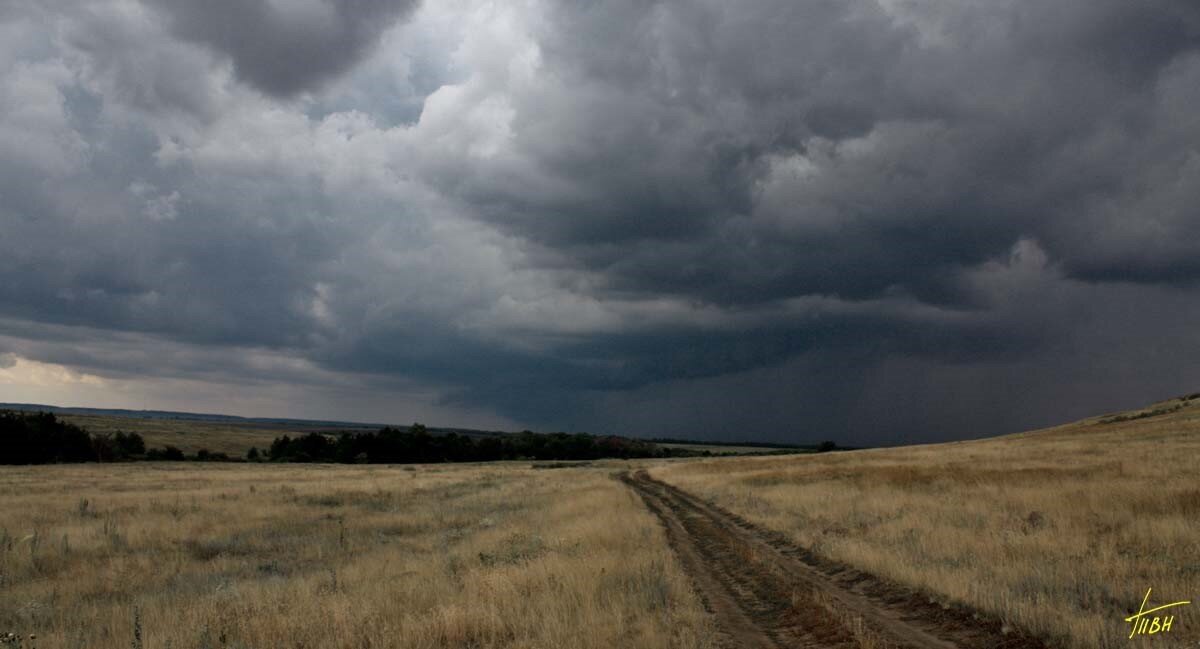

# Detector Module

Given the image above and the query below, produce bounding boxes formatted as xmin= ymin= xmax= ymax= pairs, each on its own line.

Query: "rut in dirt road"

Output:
xmin=621 ymin=470 xmax=1045 ymax=649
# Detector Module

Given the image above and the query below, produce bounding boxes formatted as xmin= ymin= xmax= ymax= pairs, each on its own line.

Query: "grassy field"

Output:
xmin=651 ymin=395 xmax=1200 ymax=649
xmin=56 ymin=414 xmax=299 ymax=456
xmin=5 ymin=397 xmax=1197 ymax=648
xmin=0 ymin=461 xmax=714 ymax=648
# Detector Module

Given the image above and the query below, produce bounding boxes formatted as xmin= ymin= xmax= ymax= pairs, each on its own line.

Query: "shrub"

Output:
xmin=146 ymin=446 xmax=185 ymax=461
xmin=113 ymin=431 xmax=146 ymax=458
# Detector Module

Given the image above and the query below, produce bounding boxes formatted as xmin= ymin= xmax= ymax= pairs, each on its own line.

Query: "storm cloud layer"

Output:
xmin=2 ymin=0 xmax=1200 ymax=444
xmin=146 ymin=0 xmax=420 ymax=97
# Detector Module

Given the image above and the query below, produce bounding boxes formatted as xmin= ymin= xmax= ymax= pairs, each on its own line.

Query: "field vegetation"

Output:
xmin=0 ymin=461 xmax=714 ymax=648
xmin=56 ymin=414 xmax=288 ymax=457
xmin=651 ymin=395 xmax=1200 ymax=649
xmin=5 ymin=397 xmax=1196 ymax=648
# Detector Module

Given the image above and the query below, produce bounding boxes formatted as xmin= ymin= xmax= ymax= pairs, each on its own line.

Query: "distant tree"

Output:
xmin=113 ymin=431 xmax=146 ymax=458
xmin=269 ymin=435 xmax=292 ymax=461
xmin=246 ymin=446 xmax=261 ymax=462
xmin=476 ymin=436 xmax=504 ymax=461
xmin=267 ymin=433 xmax=335 ymax=462
xmin=816 ymin=441 xmax=837 ymax=453
xmin=146 ymin=445 xmax=185 ymax=461
xmin=91 ymin=433 xmax=117 ymax=462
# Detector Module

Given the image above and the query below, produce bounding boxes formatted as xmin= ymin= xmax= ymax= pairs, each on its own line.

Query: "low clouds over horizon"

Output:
xmin=2 ymin=0 xmax=1200 ymax=445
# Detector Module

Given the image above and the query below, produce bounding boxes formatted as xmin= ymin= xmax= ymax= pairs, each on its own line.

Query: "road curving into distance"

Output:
xmin=620 ymin=470 xmax=1046 ymax=649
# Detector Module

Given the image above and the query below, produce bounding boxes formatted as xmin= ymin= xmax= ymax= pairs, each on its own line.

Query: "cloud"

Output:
xmin=144 ymin=0 xmax=421 ymax=97
xmin=0 ymin=355 xmax=106 ymax=388
xmin=423 ymin=0 xmax=1200 ymax=303
xmin=1 ymin=0 xmax=1200 ymax=442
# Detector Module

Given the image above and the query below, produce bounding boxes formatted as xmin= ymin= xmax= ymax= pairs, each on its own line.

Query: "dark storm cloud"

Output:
xmin=463 ymin=0 xmax=1200 ymax=306
xmin=3 ymin=0 xmax=1200 ymax=442
xmin=0 ymin=116 xmax=347 ymax=349
xmin=388 ymin=0 xmax=1200 ymax=435
xmin=144 ymin=0 xmax=420 ymax=97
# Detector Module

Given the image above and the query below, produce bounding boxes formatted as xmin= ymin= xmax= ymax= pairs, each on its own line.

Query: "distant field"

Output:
xmin=0 ymin=460 xmax=714 ymax=648
xmin=57 ymin=413 xmax=306 ymax=456
xmin=652 ymin=395 xmax=1200 ymax=649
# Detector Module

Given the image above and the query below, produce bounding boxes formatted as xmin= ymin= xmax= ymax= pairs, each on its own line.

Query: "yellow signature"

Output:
xmin=1125 ymin=588 xmax=1190 ymax=638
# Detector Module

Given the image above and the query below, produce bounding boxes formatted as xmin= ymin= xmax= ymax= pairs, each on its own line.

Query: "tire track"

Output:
xmin=621 ymin=470 xmax=1045 ymax=649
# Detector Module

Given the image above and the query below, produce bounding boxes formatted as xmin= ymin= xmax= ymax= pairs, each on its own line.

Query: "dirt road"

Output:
xmin=621 ymin=470 xmax=1043 ymax=649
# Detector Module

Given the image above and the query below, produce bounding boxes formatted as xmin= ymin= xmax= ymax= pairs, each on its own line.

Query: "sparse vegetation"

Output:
xmin=1096 ymin=402 xmax=1183 ymax=424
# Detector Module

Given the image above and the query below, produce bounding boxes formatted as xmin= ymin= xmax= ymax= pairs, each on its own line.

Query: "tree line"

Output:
xmin=1 ymin=410 xmax=152 ymax=464
xmin=261 ymin=424 xmax=685 ymax=463
xmin=1 ymin=410 xmax=697 ymax=465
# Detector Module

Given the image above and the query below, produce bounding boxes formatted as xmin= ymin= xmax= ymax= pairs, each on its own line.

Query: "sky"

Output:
xmin=2 ymin=0 xmax=1200 ymax=445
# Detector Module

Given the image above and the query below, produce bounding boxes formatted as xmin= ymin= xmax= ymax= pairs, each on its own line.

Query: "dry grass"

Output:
xmin=57 ymin=414 xmax=293 ymax=456
xmin=0 ymin=461 xmax=715 ymax=648
xmin=652 ymin=396 xmax=1200 ymax=649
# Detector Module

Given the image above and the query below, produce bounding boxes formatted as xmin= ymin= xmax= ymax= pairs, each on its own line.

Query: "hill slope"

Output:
xmin=651 ymin=393 xmax=1200 ymax=649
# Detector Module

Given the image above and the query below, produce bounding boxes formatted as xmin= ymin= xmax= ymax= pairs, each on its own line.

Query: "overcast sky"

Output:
xmin=2 ymin=0 xmax=1199 ymax=445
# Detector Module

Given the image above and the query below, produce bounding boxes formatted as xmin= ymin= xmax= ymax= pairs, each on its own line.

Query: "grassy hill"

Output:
xmin=651 ymin=392 xmax=1200 ymax=649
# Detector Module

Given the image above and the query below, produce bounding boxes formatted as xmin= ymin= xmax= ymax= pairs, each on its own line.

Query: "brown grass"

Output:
xmin=652 ymin=397 xmax=1200 ymax=649
xmin=0 ymin=461 xmax=715 ymax=648
xmin=57 ymin=414 xmax=291 ymax=456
